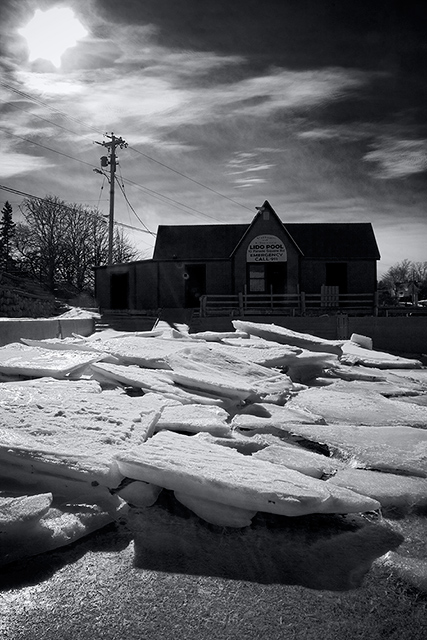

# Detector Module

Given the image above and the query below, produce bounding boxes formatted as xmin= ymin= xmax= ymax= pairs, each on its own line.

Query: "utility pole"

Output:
xmin=95 ymin=133 xmax=127 ymax=265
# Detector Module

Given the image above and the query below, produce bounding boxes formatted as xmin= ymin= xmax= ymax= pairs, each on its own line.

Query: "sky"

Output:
xmin=0 ymin=0 xmax=426 ymax=275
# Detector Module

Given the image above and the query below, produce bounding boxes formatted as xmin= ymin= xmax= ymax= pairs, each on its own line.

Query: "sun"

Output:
xmin=18 ymin=7 xmax=88 ymax=68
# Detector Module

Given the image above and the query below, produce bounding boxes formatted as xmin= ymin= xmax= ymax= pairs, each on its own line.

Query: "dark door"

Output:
xmin=184 ymin=264 xmax=206 ymax=307
xmin=326 ymin=263 xmax=348 ymax=293
xmin=110 ymin=272 xmax=129 ymax=309
xmin=266 ymin=262 xmax=287 ymax=294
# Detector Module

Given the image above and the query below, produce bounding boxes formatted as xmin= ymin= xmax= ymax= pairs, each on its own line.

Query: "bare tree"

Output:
xmin=15 ymin=195 xmax=140 ymax=294
xmin=379 ymin=259 xmax=427 ymax=303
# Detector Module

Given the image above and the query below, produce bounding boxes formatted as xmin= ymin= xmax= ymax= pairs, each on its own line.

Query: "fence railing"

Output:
xmin=199 ymin=291 xmax=379 ymax=317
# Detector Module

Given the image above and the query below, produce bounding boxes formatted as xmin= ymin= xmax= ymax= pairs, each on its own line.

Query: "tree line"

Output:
xmin=0 ymin=196 xmax=139 ymax=295
xmin=378 ymin=259 xmax=427 ymax=305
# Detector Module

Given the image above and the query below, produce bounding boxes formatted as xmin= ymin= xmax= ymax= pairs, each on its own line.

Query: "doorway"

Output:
xmin=110 ymin=272 xmax=129 ymax=309
xmin=325 ymin=263 xmax=348 ymax=293
xmin=184 ymin=264 xmax=206 ymax=307
xmin=247 ymin=262 xmax=287 ymax=294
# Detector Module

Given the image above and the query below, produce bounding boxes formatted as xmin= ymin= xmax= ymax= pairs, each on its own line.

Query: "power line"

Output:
xmin=2 ymin=127 xmax=225 ymax=221
xmin=0 ymin=183 xmax=151 ymax=235
xmin=128 ymin=145 xmax=253 ymax=212
xmin=114 ymin=176 xmax=156 ymax=237
xmin=2 ymin=80 xmax=253 ymax=214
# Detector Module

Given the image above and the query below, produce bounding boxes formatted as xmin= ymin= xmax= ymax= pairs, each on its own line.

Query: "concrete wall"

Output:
xmin=0 ymin=317 xmax=95 ymax=347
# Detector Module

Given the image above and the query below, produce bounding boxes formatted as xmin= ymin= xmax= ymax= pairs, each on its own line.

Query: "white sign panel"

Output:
xmin=246 ymin=235 xmax=287 ymax=262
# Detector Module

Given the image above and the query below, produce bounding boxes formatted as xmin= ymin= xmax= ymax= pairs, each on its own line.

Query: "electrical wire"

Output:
xmin=2 ymin=80 xmax=254 ymax=214
xmin=0 ymin=183 xmax=150 ymax=235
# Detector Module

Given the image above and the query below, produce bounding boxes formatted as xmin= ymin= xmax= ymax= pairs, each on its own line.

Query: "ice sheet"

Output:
xmin=232 ymin=320 xmax=344 ymax=355
xmin=340 ymin=341 xmax=422 ymax=369
xmin=0 ymin=342 xmax=104 ymax=378
xmin=286 ymin=387 xmax=427 ymax=427
xmin=327 ymin=469 xmax=427 ymax=511
xmin=114 ymin=431 xmax=380 ymax=516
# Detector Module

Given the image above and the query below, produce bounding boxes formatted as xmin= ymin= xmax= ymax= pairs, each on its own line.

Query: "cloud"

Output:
xmin=0 ymin=139 xmax=55 ymax=178
xmin=364 ymin=137 xmax=427 ymax=179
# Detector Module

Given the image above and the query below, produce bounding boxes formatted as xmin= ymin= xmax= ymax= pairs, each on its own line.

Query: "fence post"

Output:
xmin=238 ymin=292 xmax=244 ymax=316
xmin=300 ymin=291 xmax=306 ymax=315
xmin=373 ymin=291 xmax=379 ymax=317
xmin=200 ymin=295 xmax=206 ymax=317
xmin=336 ymin=314 xmax=349 ymax=339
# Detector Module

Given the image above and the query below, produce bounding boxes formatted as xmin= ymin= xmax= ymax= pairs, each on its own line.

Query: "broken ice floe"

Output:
xmin=1 ymin=321 xmax=426 ymax=589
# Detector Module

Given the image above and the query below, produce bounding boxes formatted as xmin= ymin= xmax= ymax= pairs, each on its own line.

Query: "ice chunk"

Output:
xmin=116 ymin=480 xmax=162 ymax=507
xmin=187 ymin=330 xmax=249 ymax=342
xmin=0 ymin=342 xmax=104 ymax=378
xmin=174 ymin=490 xmax=257 ymax=527
xmin=324 ymin=378 xmax=424 ymax=398
xmin=341 ymin=341 xmax=422 ymax=369
xmin=155 ymin=403 xmax=232 ymax=437
xmin=232 ymin=402 xmax=325 ymax=436
xmin=280 ymin=423 xmax=427 ymax=477
xmin=0 ymin=389 xmax=171 ymax=492
xmin=286 ymin=387 xmax=427 ymax=427
xmin=0 ymin=492 xmax=52 ymax=531
xmin=327 ymin=469 xmax=427 ymax=512
xmin=252 ymin=444 xmax=342 ymax=478
xmin=0 ymin=500 xmax=121 ymax=567
xmin=81 ymin=336 xmax=188 ymax=368
xmin=90 ymin=362 xmax=229 ymax=407
xmin=232 ymin=320 xmax=344 ymax=355
xmin=114 ymin=431 xmax=380 ymax=516
xmin=0 ymin=377 xmax=102 ymax=406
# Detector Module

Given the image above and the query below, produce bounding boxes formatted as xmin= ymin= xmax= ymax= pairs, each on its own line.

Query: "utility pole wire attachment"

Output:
xmin=95 ymin=133 xmax=127 ymax=264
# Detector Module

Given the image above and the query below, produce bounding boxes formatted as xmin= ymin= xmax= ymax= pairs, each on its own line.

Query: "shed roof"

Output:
xmin=153 ymin=221 xmax=380 ymax=261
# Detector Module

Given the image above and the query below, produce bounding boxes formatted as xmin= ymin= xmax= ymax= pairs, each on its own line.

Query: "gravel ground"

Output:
xmin=1 ymin=501 xmax=426 ymax=640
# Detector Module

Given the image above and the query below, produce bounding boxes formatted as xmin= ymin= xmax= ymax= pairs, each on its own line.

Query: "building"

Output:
xmin=94 ymin=201 xmax=381 ymax=315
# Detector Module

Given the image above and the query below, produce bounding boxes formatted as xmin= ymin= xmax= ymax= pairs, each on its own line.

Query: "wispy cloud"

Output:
xmin=0 ymin=139 xmax=55 ymax=178
xmin=364 ymin=137 xmax=427 ymax=179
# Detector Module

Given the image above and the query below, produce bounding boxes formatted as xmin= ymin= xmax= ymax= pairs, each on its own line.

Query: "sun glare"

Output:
xmin=18 ymin=7 xmax=88 ymax=67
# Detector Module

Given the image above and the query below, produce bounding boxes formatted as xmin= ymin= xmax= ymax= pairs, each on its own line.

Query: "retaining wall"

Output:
xmin=0 ymin=285 xmax=55 ymax=318
xmin=0 ymin=317 xmax=95 ymax=347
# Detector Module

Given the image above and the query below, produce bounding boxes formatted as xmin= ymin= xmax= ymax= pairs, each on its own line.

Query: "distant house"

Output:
xmin=94 ymin=201 xmax=381 ymax=314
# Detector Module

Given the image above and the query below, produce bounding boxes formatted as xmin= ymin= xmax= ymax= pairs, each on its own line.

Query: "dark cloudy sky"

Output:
xmin=0 ymin=0 xmax=426 ymax=273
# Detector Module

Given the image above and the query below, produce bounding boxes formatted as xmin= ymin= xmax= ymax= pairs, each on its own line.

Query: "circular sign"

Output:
xmin=247 ymin=235 xmax=287 ymax=262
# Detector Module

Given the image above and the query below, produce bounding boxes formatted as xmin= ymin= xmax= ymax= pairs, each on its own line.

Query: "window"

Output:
xmin=248 ymin=264 xmax=265 ymax=292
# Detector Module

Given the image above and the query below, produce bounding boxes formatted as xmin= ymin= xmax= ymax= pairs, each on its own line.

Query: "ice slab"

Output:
xmin=174 ymin=490 xmax=257 ymax=527
xmin=0 ymin=342 xmax=104 ymax=378
xmin=0 ymin=492 xmax=52 ymax=531
xmin=0 ymin=500 xmax=120 ymax=567
xmin=252 ymin=444 xmax=341 ymax=478
xmin=0 ymin=377 xmax=102 ymax=406
xmin=155 ymin=403 xmax=232 ymax=437
xmin=327 ymin=468 xmax=427 ymax=511
xmin=82 ymin=336 xmax=188 ymax=368
xmin=232 ymin=402 xmax=325 ymax=435
xmin=114 ymin=431 xmax=380 ymax=516
xmin=341 ymin=341 xmax=422 ymax=369
xmin=90 ymin=362 xmax=230 ymax=407
xmin=0 ymin=389 xmax=169 ymax=492
xmin=286 ymin=386 xmax=427 ymax=427
xmin=280 ymin=423 xmax=427 ymax=477
xmin=232 ymin=320 xmax=344 ymax=355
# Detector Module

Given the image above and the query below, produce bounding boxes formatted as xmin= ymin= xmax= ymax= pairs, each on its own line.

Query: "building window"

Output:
xmin=325 ymin=263 xmax=348 ymax=293
xmin=248 ymin=264 xmax=265 ymax=292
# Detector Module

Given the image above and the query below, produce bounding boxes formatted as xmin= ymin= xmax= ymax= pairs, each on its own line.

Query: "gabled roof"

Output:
xmin=153 ymin=207 xmax=380 ymax=261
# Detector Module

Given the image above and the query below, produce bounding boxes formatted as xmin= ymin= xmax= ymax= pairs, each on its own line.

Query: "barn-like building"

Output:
xmin=94 ymin=201 xmax=380 ymax=315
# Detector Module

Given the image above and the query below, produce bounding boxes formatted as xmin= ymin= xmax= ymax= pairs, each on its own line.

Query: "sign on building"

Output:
xmin=246 ymin=235 xmax=287 ymax=262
